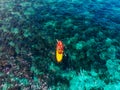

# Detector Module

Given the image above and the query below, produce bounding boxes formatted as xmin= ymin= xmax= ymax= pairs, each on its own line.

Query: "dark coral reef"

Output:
xmin=0 ymin=0 xmax=120 ymax=89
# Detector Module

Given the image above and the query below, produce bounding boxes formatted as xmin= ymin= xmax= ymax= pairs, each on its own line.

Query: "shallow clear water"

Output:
xmin=0 ymin=0 xmax=120 ymax=89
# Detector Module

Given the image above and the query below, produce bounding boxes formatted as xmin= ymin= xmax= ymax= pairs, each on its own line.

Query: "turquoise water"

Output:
xmin=0 ymin=0 xmax=120 ymax=89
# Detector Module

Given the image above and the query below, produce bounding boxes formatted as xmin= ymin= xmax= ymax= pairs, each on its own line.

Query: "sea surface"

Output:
xmin=0 ymin=0 xmax=120 ymax=90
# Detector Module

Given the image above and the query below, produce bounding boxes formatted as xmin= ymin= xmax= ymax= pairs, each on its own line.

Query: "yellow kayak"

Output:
xmin=56 ymin=40 xmax=64 ymax=63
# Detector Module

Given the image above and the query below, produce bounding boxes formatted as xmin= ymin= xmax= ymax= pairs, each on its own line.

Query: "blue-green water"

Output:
xmin=0 ymin=0 xmax=120 ymax=90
